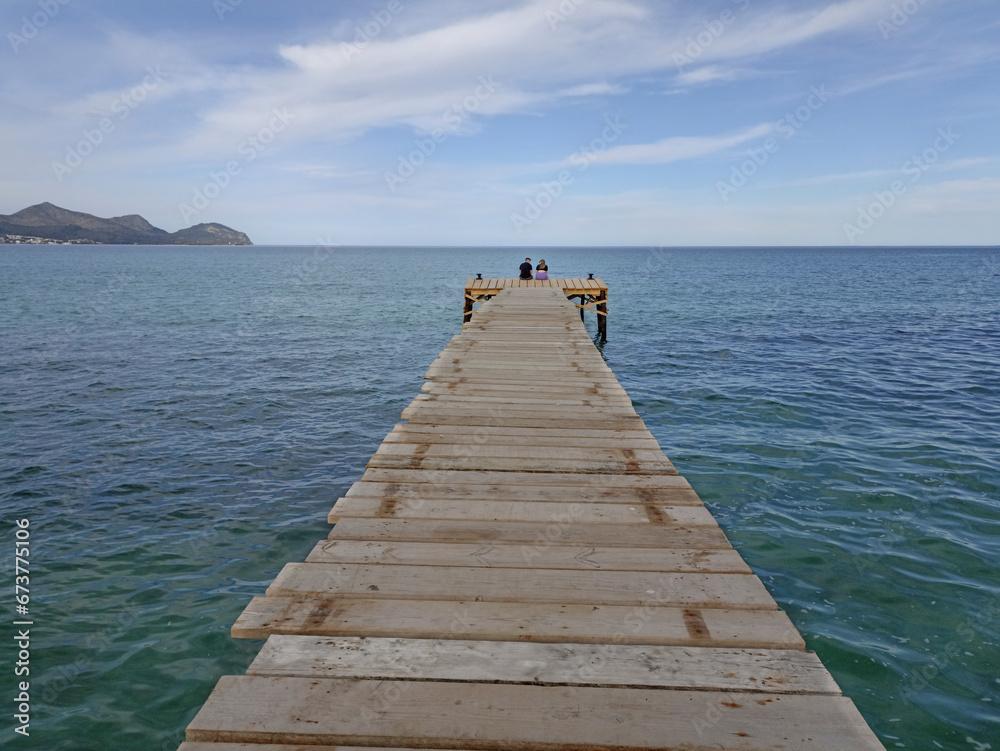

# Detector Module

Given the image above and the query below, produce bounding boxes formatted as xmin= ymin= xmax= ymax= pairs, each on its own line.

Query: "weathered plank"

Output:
xmin=343 ymin=480 xmax=705 ymax=506
xmin=305 ymin=539 xmax=750 ymax=573
xmin=327 ymin=518 xmax=733 ymax=549
xmin=328 ymin=496 xmax=718 ymax=526
xmin=248 ymin=636 xmax=841 ymax=694
xmin=266 ymin=563 xmax=777 ymax=609
xmin=358 ymin=468 xmax=687 ymax=487
xmin=420 ymin=383 xmax=629 ymax=397
xmin=404 ymin=414 xmax=651 ymax=430
xmin=402 ymin=405 xmax=641 ymax=423
xmin=387 ymin=423 xmax=657 ymax=441
xmin=368 ymin=442 xmax=675 ymax=474
xmin=384 ymin=429 xmax=663 ymax=450
xmin=409 ymin=393 xmax=636 ymax=409
xmin=372 ymin=443 xmax=669 ymax=463
xmin=232 ymin=596 xmax=805 ymax=647
xmin=366 ymin=455 xmax=678 ymax=475
xmin=186 ymin=677 xmax=884 ymax=750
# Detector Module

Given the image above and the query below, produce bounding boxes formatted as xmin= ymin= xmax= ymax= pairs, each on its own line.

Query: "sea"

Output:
xmin=0 ymin=245 xmax=998 ymax=750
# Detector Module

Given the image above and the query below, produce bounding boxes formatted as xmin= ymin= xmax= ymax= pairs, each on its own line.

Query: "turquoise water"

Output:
xmin=1 ymin=245 xmax=998 ymax=750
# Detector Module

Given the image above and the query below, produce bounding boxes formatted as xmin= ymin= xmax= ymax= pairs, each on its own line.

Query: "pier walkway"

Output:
xmin=179 ymin=286 xmax=884 ymax=750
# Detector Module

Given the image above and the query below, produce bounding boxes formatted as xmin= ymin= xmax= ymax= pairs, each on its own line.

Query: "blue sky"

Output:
xmin=2 ymin=0 xmax=998 ymax=245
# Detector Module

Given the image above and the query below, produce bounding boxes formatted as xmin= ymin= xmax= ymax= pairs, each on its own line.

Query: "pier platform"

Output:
xmin=178 ymin=286 xmax=884 ymax=750
xmin=464 ymin=277 xmax=608 ymax=337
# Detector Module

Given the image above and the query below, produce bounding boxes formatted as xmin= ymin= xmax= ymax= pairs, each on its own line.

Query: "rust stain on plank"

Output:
xmin=377 ymin=483 xmax=402 ymax=518
xmin=409 ymin=443 xmax=431 ymax=470
xmin=303 ymin=598 xmax=339 ymax=630
xmin=683 ymin=608 xmax=711 ymax=640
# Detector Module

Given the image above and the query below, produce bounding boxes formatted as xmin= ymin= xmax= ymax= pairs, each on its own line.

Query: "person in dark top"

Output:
xmin=519 ymin=258 xmax=533 ymax=279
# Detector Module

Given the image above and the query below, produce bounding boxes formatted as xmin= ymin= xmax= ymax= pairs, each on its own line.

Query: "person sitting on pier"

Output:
xmin=519 ymin=258 xmax=533 ymax=280
xmin=535 ymin=260 xmax=548 ymax=280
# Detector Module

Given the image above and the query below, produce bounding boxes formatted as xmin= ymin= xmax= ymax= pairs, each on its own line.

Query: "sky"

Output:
xmin=2 ymin=0 xmax=998 ymax=246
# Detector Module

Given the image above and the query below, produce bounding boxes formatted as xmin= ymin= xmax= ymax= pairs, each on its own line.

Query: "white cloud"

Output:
xmin=673 ymin=66 xmax=742 ymax=87
xmin=580 ymin=123 xmax=773 ymax=166
xmin=170 ymin=0 xmax=901 ymax=156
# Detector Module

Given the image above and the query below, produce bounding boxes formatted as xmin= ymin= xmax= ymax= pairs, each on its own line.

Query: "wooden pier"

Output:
xmin=179 ymin=286 xmax=885 ymax=750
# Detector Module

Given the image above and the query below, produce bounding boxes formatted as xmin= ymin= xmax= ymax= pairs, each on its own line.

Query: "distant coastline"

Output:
xmin=0 ymin=202 xmax=252 ymax=246
xmin=1 ymin=235 xmax=98 ymax=245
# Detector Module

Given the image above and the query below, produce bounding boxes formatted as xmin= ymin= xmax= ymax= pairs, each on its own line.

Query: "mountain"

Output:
xmin=0 ymin=203 xmax=252 ymax=245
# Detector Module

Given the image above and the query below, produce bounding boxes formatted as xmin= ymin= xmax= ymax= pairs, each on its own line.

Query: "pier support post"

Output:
xmin=597 ymin=291 xmax=607 ymax=340
xmin=463 ymin=295 xmax=474 ymax=323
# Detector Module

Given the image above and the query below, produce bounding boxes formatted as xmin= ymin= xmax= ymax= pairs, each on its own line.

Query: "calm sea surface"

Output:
xmin=1 ymin=246 xmax=998 ymax=750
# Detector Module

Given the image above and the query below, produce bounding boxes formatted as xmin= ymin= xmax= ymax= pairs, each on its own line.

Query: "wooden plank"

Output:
xmin=358 ymin=468 xmax=689 ymax=488
xmin=424 ymin=365 xmax=616 ymax=375
xmin=406 ymin=399 xmax=638 ymax=416
xmin=419 ymin=382 xmax=629 ymax=397
xmin=248 ymin=636 xmax=840 ymax=694
xmin=367 ymin=448 xmax=676 ymax=474
xmin=372 ymin=443 xmax=669 ymax=463
xmin=427 ymin=351 xmax=609 ymax=361
xmin=366 ymin=456 xmax=678 ymax=475
xmin=186 ymin=677 xmax=885 ymax=750
xmin=443 ymin=343 xmax=595 ymax=350
xmin=432 ymin=347 xmax=603 ymax=355
xmin=327 ymin=518 xmax=732 ymax=549
xmin=424 ymin=371 xmax=611 ymax=381
xmin=430 ymin=349 xmax=608 ymax=358
xmin=422 ymin=375 xmax=625 ymax=388
xmin=266 ymin=563 xmax=777 ymax=609
xmin=423 ymin=371 xmax=623 ymax=385
xmin=404 ymin=414 xmax=649 ymax=430
xmin=305 ymin=540 xmax=750 ymax=573
xmin=232 ymin=596 xmax=806 ymax=648
xmin=441 ymin=347 xmax=597 ymax=354
xmin=424 ymin=363 xmax=614 ymax=375
xmin=344 ymin=480 xmax=704 ymax=506
xmin=409 ymin=394 xmax=636 ymax=409
xmin=328 ymin=497 xmax=716 ymax=525
xmin=384 ymin=430 xmax=662 ymax=450
xmin=389 ymin=420 xmax=651 ymax=437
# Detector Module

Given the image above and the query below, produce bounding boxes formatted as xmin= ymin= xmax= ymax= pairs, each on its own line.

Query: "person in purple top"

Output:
xmin=519 ymin=257 xmax=533 ymax=279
